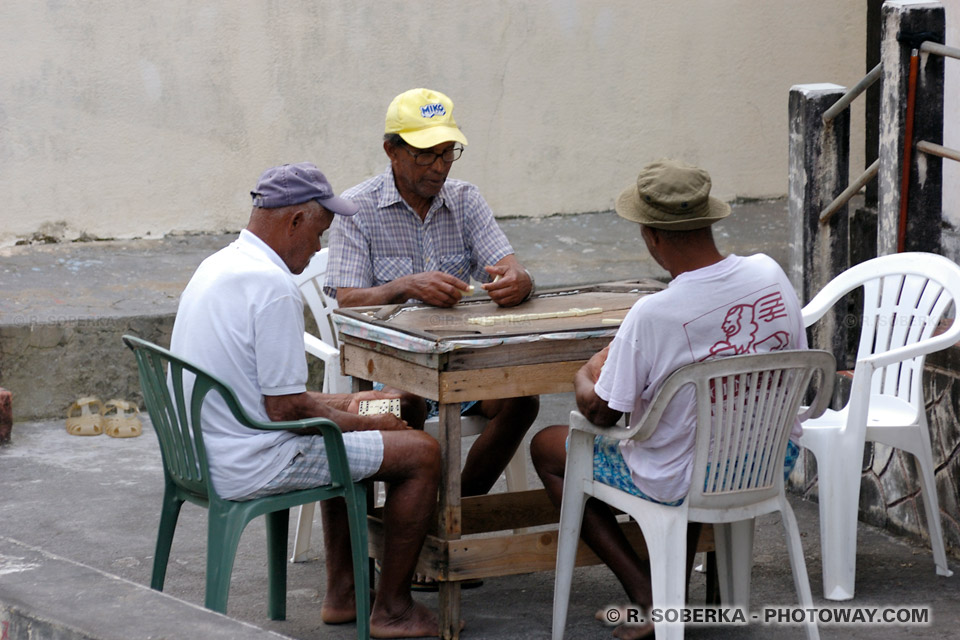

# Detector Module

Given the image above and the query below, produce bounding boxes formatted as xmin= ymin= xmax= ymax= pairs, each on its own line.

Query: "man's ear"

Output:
xmin=383 ymin=139 xmax=399 ymax=161
xmin=288 ymin=209 xmax=305 ymax=234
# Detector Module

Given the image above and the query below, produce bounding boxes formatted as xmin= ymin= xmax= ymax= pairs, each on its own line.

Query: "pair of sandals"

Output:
xmin=66 ymin=397 xmax=142 ymax=438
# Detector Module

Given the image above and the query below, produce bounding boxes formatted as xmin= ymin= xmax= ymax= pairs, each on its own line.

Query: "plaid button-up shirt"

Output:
xmin=324 ymin=167 xmax=514 ymax=301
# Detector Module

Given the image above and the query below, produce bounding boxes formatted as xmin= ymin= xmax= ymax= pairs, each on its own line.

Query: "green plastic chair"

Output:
xmin=123 ymin=335 xmax=370 ymax=638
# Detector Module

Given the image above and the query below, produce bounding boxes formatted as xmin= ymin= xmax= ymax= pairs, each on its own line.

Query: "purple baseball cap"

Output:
xmin=250 ymin=162 xmax=358 ymax=216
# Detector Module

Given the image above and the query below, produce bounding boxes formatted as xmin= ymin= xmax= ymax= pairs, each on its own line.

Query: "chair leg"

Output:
xmin=344 ymin=486 xmax=371 ymax=640
xmin=204 ymin=508 xmax=247 ymax=615
xmin=552 ymin=482 xmax=587 ymax=640
xmin=290 ymin=502 xmax=316 ymax=563
xmin=713 ymin=520 xmax=755 ymax=609
xmin=904 ymin=433 xmax=954 ymax=578
xmin=814 ymin=452 xmax=861 ymax=601
xmin=151 ymin=490 xmax=184 ymax=591
xmin=266 ymin=509 xmax=290 ymax=621
xmin=636 ymin=513 xmax=688 ymax=640
xmin=504 ymin=450 xmax=528 ymax=492
xmin=780 ymin=500 xmax=820 ymax=640
xmin=552 ymin=429 xmax=593 ymax=640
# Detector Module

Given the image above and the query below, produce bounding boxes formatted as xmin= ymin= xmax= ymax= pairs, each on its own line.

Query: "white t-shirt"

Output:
xmin=170 ymin=230 xmax=308 ymax=500
xmin=594 ymin=254 xmax=807 ymax=503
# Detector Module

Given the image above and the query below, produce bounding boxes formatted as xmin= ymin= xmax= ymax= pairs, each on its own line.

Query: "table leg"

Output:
xmin=436 ymin=401 xmax=463 ymax=639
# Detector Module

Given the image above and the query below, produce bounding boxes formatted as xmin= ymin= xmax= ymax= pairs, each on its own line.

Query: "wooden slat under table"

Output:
xmin=367 ymin=489 xmax=716 ymax=581
xmin=335 ymin=282 xmax=697 ymax=639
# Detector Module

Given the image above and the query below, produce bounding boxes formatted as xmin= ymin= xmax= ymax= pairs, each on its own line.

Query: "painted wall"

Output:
xmin=0 ymin=1 xmax=867 ymax=246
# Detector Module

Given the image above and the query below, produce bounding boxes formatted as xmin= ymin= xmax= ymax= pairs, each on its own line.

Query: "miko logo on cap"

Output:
xmin=420 ymin=103 xmax=446 ymax=118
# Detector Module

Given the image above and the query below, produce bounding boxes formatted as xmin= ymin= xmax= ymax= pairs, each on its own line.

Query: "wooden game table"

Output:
xmin=333 ymin=281 xmax=679 ymax=638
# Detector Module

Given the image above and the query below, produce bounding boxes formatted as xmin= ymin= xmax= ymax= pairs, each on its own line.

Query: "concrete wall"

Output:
xmin=0 ymin=1 xmax=866 ymax=247
xmin=943 ymin=0 xmax=960 ymax=259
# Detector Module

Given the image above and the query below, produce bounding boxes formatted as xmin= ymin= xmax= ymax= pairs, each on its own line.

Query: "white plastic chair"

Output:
xmin=290 ymin=249 xmax=529 ymax=562
xmin=800 ymin=252 xmax=960 ymax=601
xmin=552 ymin=350 xmax=836 ymax=640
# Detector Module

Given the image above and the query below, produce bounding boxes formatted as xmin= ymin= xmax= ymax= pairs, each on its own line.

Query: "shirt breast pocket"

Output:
xmin=373 ymin=256 xmax=414 ymax=285
xmin=439 ymin=253 xmax=472 ymax=280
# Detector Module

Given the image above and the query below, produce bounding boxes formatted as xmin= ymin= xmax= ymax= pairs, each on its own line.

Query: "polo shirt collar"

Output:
xmin=237 ymin=229 xmax=292 ymax=275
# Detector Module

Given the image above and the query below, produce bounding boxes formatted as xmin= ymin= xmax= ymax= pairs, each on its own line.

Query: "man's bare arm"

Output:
xmin=573 ymin=346 xmax=623 ymax=427
xmin=481 ymin=254 xmax=534 ymax=307
xmin=263 ymin=391 xmax=408 ymax=433
xmin=337 ymin=271 xmax=472 ymax=308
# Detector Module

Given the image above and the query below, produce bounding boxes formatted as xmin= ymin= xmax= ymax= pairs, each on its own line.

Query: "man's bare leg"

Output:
xmin=387 ymin=389 xmax=538 ymax=498
xmin=321 ymin=429 xmax=442 ymax=638
xmin=460 ymin=395 xmax=539 ymax=496
xmin=532 ymin=425 xmax=698 ymax=639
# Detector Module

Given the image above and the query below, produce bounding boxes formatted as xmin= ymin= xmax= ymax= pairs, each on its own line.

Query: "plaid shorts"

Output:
xmin=237 ymin=431 xmax=384 ymax=501
xmin=588 ymin=437 xmax=801 ymax=507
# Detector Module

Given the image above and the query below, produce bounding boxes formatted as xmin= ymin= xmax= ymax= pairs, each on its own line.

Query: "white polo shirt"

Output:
xmin=169 ymin=230 xmax=307 ymax=500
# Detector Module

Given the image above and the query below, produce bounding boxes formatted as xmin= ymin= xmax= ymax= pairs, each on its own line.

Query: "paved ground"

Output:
xmin=2 ymin=201 xmax=958 ymax=639
xmin=3 ymin=399 xmax=958 ymax=639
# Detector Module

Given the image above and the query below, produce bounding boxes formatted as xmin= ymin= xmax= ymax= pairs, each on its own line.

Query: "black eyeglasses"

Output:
xmin=402 ymin=143 xmax=464 ymax=166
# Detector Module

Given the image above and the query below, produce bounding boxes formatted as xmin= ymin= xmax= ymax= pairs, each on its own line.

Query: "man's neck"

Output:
xmin=392 ymin=173 xmax=433 ymax=221
xmin=667 ymin=250 xmax=725 ymax=279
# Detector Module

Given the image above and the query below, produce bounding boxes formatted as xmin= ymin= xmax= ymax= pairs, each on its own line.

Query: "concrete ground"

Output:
xmin=2 ymin=201 xmax=958 ymax=639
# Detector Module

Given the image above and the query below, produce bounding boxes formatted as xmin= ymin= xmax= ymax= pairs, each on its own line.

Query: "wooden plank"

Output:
xmin=368 ymin=516 xmax=716 ymax=582
xmin=341 ymin=343 xmax=441 ymax=400
xmin=339 ymin=334 xmax=442 ymax=369
xmin=460 ymin=489 xmax=560 ymax=534
xmin=437 ymin=361 xmax=583 ymax=402
xmin=443 ymin=335 xmax=612 ymax=370
xmin=436 ymin=403 xmax=462 ymax=539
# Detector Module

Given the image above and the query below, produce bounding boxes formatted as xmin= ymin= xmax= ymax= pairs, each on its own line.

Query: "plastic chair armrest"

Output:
xmin=859 ymin=330 xmax=960 ymax=369
xmin=304 ymin=331 xmax=339 ymax=364
xmin=569 ymin=409 xmax=660 ymax=443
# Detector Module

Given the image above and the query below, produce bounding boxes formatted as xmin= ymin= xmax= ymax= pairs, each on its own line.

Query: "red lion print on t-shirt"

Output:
xmin=704 ymin=291 xmax=791 ymax=359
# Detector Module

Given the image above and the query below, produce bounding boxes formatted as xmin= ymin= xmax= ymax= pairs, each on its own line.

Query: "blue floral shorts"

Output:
xmin=586 ymin=437 xmax=801 ymax=507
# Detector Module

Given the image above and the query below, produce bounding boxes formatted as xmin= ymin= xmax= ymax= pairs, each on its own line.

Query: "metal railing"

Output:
xmin=818 ymin=39 xmax=959 ymax=227
xmin=822 ymin=64 xmax=881 ymax=125
xmin=913 ymin=42 xmax=960 ymax=167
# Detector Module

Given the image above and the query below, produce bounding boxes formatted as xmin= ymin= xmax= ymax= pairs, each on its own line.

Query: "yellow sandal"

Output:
xmin=104 ymin=399 xmax=142 ymax=438
xmin=65 ymin=397 xmax=105 ymax=436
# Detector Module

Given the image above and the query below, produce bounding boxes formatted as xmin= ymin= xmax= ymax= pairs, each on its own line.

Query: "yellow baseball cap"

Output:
xmin=384 ymin=88 xmax=469 ymax=149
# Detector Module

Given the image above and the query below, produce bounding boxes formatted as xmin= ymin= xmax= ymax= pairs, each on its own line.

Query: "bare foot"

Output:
xmin=596 ymin=604 xmax=631 ymax=626
xmin=371 ymin=600 xmax=445 ymax=639
xmin=321 ymin=589 xmax=376 ymax=625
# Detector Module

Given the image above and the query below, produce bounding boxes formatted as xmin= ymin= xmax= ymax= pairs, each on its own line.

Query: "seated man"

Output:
xmin=530 ymin=160 xmax=807 ymax=640
xmin=169 ymin=162 xmax=442 ymax=638
xmin=325 ymin=88 xmax=539 ymax=499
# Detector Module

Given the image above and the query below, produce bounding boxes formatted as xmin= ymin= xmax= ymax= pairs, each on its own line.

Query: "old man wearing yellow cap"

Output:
xmin=325 ymin=88 xmax=540 ymax=584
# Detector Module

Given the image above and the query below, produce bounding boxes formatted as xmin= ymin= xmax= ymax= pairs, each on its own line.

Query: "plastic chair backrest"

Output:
xmin=293 ymin=248 xmax=340 ymax=350
xmin=619 ymin=351 xmax=835 ymax=511
xmin=802 ymin=252 xmax=960 ymax=415
xmin=123 ymin=334 xmax=352 ymax=502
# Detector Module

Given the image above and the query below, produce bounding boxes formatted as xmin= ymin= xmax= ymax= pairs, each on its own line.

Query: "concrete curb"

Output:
xmin=0 ymin=536 xmax=293 ymax=640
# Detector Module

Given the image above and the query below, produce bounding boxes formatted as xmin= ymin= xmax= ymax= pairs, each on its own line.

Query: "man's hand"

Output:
xmin=399 ymin=271 xmax=471 ymax=308
xmin=363 ymin=412 xmax=410 ymax=431
xmin=345 ymin=390 xmax=401 ymax=414
xmin=482 ymin=261 xmax=533 ymax=307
